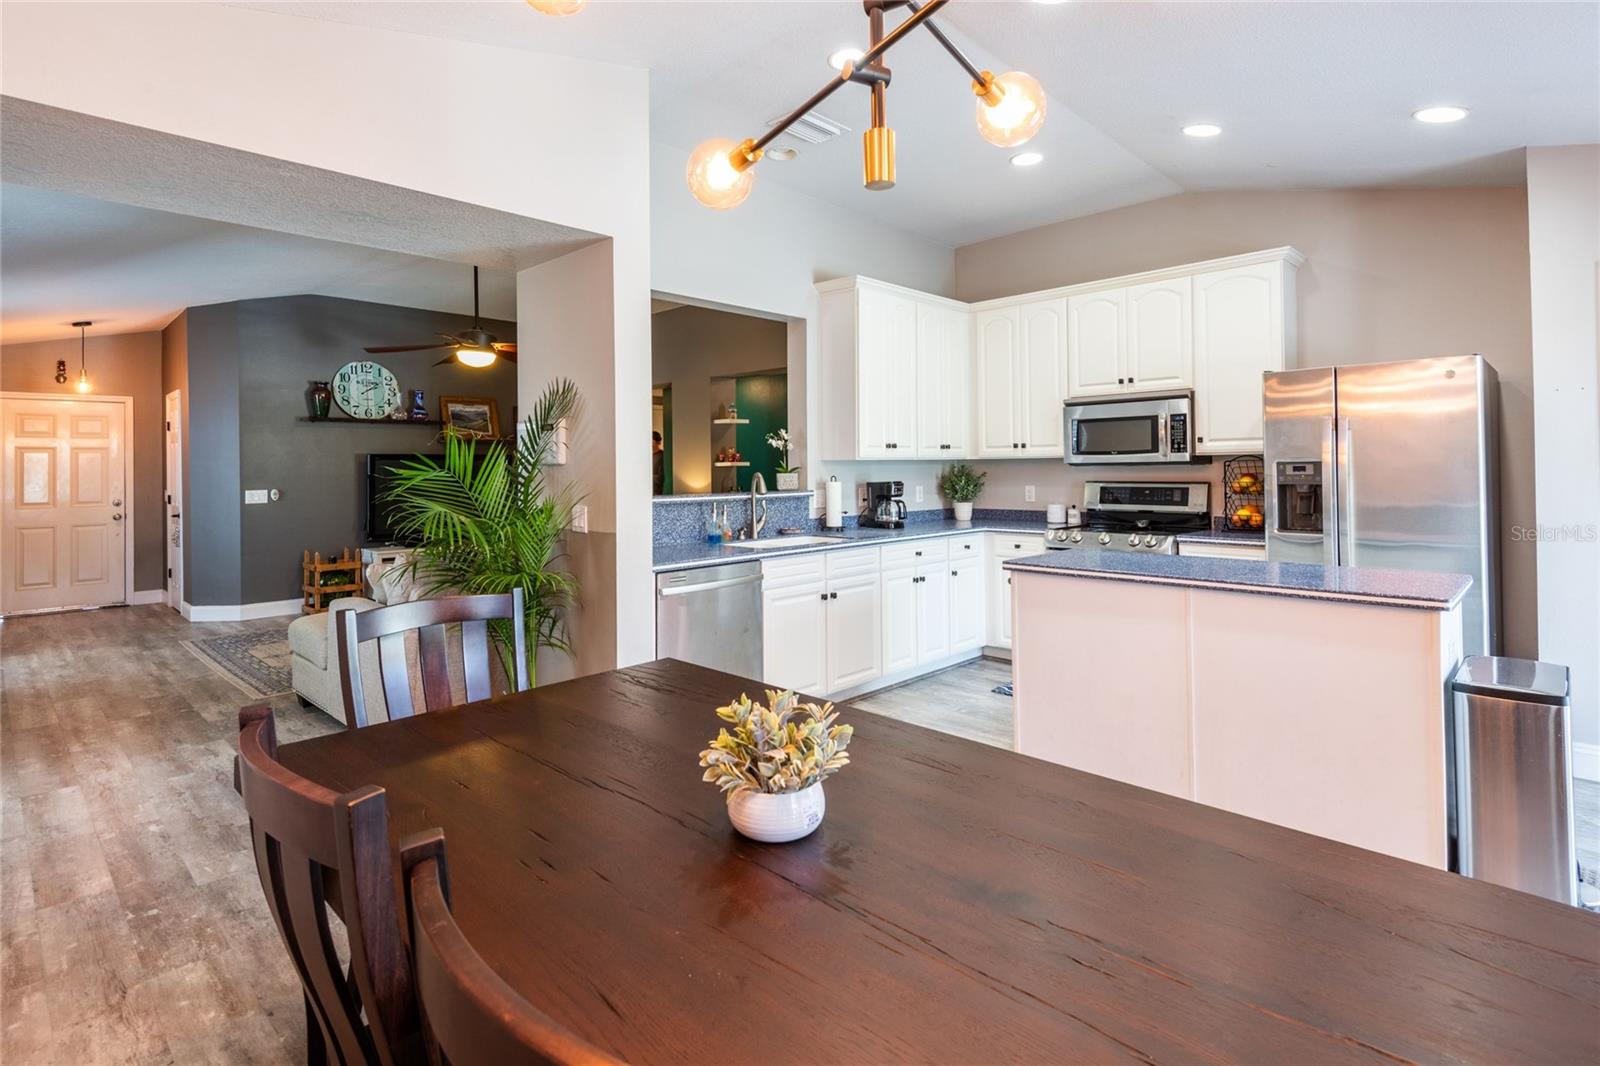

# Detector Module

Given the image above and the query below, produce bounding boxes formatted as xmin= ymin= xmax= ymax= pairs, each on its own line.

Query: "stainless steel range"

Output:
xmin=1044 ymin=481 xmax=1210 ymax=553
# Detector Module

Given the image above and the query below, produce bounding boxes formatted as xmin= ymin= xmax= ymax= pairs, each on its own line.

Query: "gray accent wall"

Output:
xmin=165 ymin=294 xmax=516 ymax=606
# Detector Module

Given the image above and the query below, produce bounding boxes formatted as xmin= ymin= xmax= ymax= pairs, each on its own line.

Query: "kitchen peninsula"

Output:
xmin=1007 ymin=551 xmax=1470 ymax=868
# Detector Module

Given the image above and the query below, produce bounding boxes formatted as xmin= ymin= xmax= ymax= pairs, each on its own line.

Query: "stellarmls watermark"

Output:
xmin=1510 ymin=524 xmax=1599 ymax=542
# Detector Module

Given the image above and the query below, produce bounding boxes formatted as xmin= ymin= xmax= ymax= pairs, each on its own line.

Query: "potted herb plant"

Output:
xmin=699 ymin=689 xmax=853 ymax=843
xmin=940 ymin=461 xmax=986 ymax=522
xmin=766 ymin=428 xmax=800 ymax=490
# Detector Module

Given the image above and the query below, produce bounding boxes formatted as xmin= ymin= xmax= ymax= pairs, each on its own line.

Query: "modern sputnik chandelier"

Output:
xmin=526 ymin=0 xmax=1047 ymax=210
xmin=687 ymin=0 xmax=1046 ymax=209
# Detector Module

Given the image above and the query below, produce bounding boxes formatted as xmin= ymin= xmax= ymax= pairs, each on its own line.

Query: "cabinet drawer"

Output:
xmin=990 ymin=533 xmax=1048 ymax=557
xmin=947 ymin=534 xmax=982 ymax=558
xmin=825 ymin=546 xmax=881 ymax=580
xmin=761 ymin=553 xmax=827 ymax=589
xmin=1177 ymin=541 xmax=1266 ymax=561
xmin=882 ymin=538 xmax=947 ymax=570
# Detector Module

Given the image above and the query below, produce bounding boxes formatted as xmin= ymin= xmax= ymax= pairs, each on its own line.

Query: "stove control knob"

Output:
xmin=1128 ymin=534 xmax=1141 ymax=547
xmin=1145 ymin=535 xmax=1159 ymax=548
xmin=1097 ymin=532 xmax=1111 ymax=546
xmin=1069 ymin=530 xmax=1082 ymax=544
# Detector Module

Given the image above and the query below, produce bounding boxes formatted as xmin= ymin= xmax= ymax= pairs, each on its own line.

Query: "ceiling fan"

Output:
xmin=363 ymin=266 xmax=516 ymax=368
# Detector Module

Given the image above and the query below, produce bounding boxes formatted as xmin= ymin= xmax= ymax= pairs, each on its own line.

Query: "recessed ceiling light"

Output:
xmin=1182 ymin=124 xmax=1222 ymax=138
xmin=1010 ymin=151 xmax=1044 ymax=168
xmin=827 ymin=46 xmax=864 ymax=71
xmin=1413 ymin=106 xmax=1468 ymax=124
xmin=767 ymin=146 xmax=798 ymax=162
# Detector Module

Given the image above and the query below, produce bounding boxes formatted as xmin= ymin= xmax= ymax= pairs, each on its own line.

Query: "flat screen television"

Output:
xmin=365 ymin=453 xmax=442 ymax=545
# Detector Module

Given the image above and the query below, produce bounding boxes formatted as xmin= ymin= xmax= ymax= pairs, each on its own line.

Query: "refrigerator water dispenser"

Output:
xmin=1275 ymin=461 xmax=1324 ymax=533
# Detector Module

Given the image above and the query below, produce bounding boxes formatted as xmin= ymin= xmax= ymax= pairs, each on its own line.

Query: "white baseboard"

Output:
xmin=181 ymin=598 xmax=302 ymax=623
xmin=1575 ymin=742 xmax=1599 ymax=783
xmin=128 ymin=589 xmax=167 ymax=606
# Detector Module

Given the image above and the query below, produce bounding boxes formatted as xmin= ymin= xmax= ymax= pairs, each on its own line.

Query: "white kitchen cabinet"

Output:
xmin=1066 ymin=290 xmax=1126 ymax=398
xmin=1193 ymin=261 xmax=1296 ymax=454
xmin=825 ymin=570 xmax=882 ymax=693
xmin=975 ymin=299 xmax=1066 ymax=457
xmin=914 ymin=561 xmax=951 ymax=663
xmin=859 ymin=284 xmax=919 ymax=457
xmin=948 ymin=555 xmax=985 ymax=653
xmin=915 ymin=301 xmax=970 ymax=458
xmin=761 ymin=574 xmax=827 ymax=695
xmin=986 ymin=534 xmax=1049 ymax=650
xmin=1176 ymin=540 xmax=1266 ymax=561
xmin=1125 ymin=277 xmax=1193 ymax=393
xmin=880 ymin=562 xmax=918 ymax=675
xmin=974 ymin=308 xmax=1019 ymax=457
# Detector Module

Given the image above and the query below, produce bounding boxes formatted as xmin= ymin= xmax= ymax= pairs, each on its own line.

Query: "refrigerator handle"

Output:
xmin=1336 ymin=417 xmax=1354 ymax=566
xmin=1321 ymin=416 xmax=1339 ymax=568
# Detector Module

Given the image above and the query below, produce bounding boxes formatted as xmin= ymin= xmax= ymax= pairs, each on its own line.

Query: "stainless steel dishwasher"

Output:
xmin=655 ymin=562 xmax=763 ymax=677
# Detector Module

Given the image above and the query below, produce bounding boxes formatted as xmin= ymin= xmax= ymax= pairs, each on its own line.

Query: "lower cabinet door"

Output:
xmin=825 ymin=573 xmax=881 ymax=693
xmin=762 ymin=581 xmax=827 ymax=694
xmin=880 ymin=564 xmax=918 ymax=675
xmin=948 ymin=558 xmax=985 ymax=653
xmin=997 ymin=560 xmax=1015 ymax=647
xmin=915 ymin=562 xmax=951 ymax=664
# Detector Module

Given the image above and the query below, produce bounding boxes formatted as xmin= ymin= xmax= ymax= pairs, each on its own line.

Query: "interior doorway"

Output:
xmin=0 ymin=392 xmax=134 ymax=614
xmin=164 ymin=389 xmax=183 ymax=610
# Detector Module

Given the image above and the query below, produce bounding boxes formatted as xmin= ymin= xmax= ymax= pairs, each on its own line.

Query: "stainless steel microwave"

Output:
xmin=1063 ymin=393 xmax=1202 ymax=465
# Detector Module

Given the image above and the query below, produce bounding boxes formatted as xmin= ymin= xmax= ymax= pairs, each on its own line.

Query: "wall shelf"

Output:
xmin=713 ymin=461 xmax=750 ymax=468
xmin=712 ymin=418 xmax=750 ymax=425
xmin=298 ymin=416 xmax=443 ymax=426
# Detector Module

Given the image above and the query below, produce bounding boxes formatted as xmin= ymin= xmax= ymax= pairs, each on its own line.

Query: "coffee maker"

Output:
xmin=863 ymin=480 xmax=907 ymax=529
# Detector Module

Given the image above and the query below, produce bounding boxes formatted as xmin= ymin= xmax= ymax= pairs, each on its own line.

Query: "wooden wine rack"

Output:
xmin=302 ymin=547 xmax=363 ymax=614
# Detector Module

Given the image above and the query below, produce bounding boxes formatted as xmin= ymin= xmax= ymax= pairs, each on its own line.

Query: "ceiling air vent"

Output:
xmin=766 ymin=111 xmax=851 ymax=145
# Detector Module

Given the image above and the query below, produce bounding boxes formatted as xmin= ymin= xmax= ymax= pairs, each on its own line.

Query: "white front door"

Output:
xmin=165 ymin=390 xmax=183 ymax=610
xmin=2 ymin=396 xmax=129 ymax=614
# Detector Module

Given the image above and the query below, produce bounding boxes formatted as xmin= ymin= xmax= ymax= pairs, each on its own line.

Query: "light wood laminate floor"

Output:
xmin=852 ymin=657 xmax=1015 ymax=749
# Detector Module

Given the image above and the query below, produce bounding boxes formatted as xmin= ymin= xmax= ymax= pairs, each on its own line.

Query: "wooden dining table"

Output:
xmin=277 ymin=659 xmax=1600 ymax=1064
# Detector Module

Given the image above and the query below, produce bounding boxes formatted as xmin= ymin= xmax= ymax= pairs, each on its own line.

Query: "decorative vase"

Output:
xmin=727 ymin=784 xmax=825 ymax=843
xmin=776 ymin=471 xmax=800 ymax=491
xmin=308 ymin=381 xmax=332 ymax=420
xmin=953 ymin=501 xmax=974 ymax=522
xmin=408 ymin=389 xmax=428 ymax=421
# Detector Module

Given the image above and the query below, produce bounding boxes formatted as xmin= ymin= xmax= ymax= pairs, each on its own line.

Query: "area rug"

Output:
xmin=182 ymin=629 xmax=294 ymax=699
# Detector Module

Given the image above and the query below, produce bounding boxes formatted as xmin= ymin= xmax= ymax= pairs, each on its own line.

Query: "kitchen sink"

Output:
xmin=726 ymin=535 xmax=845 ymax=549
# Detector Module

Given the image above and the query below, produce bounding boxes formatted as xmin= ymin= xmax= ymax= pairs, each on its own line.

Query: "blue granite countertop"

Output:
xmin=653 ymin=518 xmax=1051 ymax=572
xmin=1174 ymin=528 xmax=1267 ymax=547
xmin=1003 ymin=551 xmax=1470 ymax=610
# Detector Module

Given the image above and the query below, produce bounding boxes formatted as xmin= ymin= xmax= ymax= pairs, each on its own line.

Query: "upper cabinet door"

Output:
xmin=1066 ymin=290 xmax=1127 ymax=399
xmin=857 ymin=286 xmax=917 ymax=458
xmin=915 ymin=302 xmax=969 ymax=458
xmin=884 ymin=291 xmax=920 ymax=455
xmin=1018 ymin=297 xmax=1067 ymax=455
xmin=1193 ymin=263 xmax=1284 ymax=454
xmin=974 ymin=308 xmax=1020 ymax=457
xmin=1125 ymin=277 xmax=1193 ymax=394
xmin=941 ymin=305 xmax=972 ymax=458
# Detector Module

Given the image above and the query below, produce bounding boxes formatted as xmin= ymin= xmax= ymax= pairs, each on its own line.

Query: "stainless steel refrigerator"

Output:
xmin=1264 ymin=355 xmax=1500 ymax=657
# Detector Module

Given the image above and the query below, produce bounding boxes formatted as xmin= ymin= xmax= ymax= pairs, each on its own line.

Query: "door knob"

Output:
xmin=111 ymin=514 xmax=123 ymax=521
xmin=112 ymin=498 xmax=123 ymax=507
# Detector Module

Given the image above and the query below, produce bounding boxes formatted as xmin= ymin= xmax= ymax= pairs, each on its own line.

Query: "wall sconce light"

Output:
xmin=55 ymin=359 xmax=68 ymax=385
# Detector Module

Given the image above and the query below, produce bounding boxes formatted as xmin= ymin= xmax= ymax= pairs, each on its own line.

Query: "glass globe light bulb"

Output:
xmin=686 ymin=138 xmax=757 ymax=210
xmin=455 ymin=346 xmax=497 ymax=369
xmin=526 ymin=0 xmax=586 ymax=15
xmin=976 ymin=71 xmax=1047 ymax=147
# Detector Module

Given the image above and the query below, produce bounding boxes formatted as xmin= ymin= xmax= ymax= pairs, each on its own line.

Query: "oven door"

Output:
xmin=1064 ymin=396 xmax=1189 ymax=465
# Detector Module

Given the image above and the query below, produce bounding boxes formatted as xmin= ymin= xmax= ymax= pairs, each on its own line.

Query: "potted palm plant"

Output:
xmin=940 ymin=461 xmax=986 ymax=522
xmin=383 ymin=378 xmax=581 ymax=687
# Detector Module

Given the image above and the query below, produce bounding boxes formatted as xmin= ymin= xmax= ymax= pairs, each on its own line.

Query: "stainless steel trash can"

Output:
xmin=1451 ymin=656 xmax=1576 ymax=905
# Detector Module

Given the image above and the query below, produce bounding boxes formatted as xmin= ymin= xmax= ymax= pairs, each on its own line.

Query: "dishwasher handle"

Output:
xmin=657 ymin=573 xmax=763 ymax=597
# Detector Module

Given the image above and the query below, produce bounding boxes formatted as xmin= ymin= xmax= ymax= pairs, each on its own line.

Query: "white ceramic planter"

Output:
xmin=775 ymin=471 xmax=801 ymax=491
xmin=727 ymin=784 xmax=825 ymax=843
xmin=953 ymin=501 xmax=974 ymax=522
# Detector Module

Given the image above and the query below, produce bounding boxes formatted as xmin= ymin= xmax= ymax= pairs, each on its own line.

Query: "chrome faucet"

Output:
xmin=749 ymin=472 xmax=768 ymax=539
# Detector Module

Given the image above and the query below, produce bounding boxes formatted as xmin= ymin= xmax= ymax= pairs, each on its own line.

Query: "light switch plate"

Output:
xmin=914 ymin=485 xmax=924 ymax=503
xmin=1024 ymin=485 xmax=1036 ymax=502
xmin=571 ymin=504 xmax=588 ymax=533
xmin=244 ymin=489 xmax=269 ymax=505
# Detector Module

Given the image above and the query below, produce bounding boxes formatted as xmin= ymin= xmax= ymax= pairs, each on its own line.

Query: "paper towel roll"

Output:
xmin=824 ymin=478 xmax=844 ymax=529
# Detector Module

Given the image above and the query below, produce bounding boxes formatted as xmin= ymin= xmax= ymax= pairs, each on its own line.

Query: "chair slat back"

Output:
xmin=339 ymin=588 xmax=528 ymax=729
xmin=235 ymin=705 xmax=417 ymax=1065
xmin=400 ymin=830 xmax=624 ymax=1066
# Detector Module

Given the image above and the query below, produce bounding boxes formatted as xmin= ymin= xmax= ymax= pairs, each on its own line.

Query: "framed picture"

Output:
xmin=439 ymin=396 xmax=501 ymax=438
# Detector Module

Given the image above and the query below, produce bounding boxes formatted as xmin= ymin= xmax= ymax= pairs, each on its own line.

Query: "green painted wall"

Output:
xmin=734 ymin=373 xmax=786 ymax=492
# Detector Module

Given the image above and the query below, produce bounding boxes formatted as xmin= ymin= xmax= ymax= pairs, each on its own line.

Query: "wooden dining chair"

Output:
xmin=400 ymin=829 xmax=624 ymax=1066
xmin=234 ymin=705 xmax=419 ymax=1066
xmin=337 ymin=588 xmax=528 ymax=729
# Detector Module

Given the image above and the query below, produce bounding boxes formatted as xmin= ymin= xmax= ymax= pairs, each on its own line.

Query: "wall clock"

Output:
xmin=332 ymin=360 xmax=401 ymax=420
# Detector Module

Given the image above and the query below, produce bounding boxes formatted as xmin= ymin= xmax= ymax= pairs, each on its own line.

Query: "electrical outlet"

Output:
xmin=1024 ymin=484 xmax=1036 ymax=503
xmin=571 ymin=504 xmax=589 ymax=533
xmin=914 ymin=484 xmax=924 ymax=503
xmin=244 ymin=489 xmax=269 ymax=505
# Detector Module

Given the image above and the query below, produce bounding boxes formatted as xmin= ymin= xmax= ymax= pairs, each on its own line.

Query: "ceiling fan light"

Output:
xmin=686 ymin=137 xmax=758 ymax=210
xmin=526 ymin=0 xmax=586 ymax=15
xmin=975 ymin=71 xmax=1047 ymax=147
xmin=455 ymin=346 xmax=497 ymax=368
